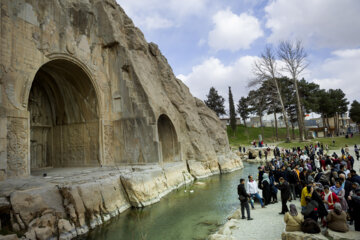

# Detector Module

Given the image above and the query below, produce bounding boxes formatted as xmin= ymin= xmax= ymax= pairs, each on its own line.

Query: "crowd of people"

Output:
xmin=237 ymin=143 xmax=360 ymax=234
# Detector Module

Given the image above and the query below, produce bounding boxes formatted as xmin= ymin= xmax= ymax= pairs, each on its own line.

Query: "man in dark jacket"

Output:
xmin=350 ymin=170 xmax=360 ymax=185
xmin=276 ymin=177 xmax=291 ymax=214
xmin=238 ymin=178 xmax=253 ymax=220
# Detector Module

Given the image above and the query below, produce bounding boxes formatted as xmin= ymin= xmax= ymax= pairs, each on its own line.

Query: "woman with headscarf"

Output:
xmin=262 ymin=173 xmax=271 ymax=205
xmin=284 ymin=204 xmax=304 ymax=232
xmin=326 ymin=202 xmax=349 ymax=232
xmin=330 ymin=180 xmax=348 ymax=211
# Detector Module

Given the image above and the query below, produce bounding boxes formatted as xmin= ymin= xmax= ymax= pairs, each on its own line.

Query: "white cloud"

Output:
xmin=311 ymin=48 xmax=360 ymax=102
xmin=265 ymin=0 xmax=360 ymax=48
xmin=139 ymin=15 xmax=174 ymax=30
xmin=208 ymin=9 xmax=264 ymax=51
xmin=116 ymin=0 xmax=208 ymax=30
xmin=177 ymin=56 xmax=259 ymax=112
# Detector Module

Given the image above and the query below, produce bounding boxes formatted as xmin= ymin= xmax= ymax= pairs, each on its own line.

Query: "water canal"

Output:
xmin=80 ymin=163 xmax=259 ymax=240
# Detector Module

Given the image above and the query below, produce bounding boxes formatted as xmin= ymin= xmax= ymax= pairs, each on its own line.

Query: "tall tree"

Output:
xmin=237 ymin=97 xmax=250 ymax=127
xmin=278 ymin=40 xmax=308 ymax=141
xmin=350 ymin=100 xmax=360 ymax=124
xmin=263 ymin=79 xmax=282 ymax=140
xmin=278 ymin=77 xmax=298 ymax=139
xmin=252 ymin=46 xmax=291 ymax=142
xmin=328 ymin=89 xmax=349 ymax=135
xmin=247 ymin=86 xmax=268 ymax=138
xmin=228 ymin=87 xmax=237 ymax=136
xmin=204 ymin=87 xmax=226 ymax=117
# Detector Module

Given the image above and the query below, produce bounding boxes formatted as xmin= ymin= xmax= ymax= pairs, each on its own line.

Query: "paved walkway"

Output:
xmin=211 ymin=147 xmax=360 ymax=240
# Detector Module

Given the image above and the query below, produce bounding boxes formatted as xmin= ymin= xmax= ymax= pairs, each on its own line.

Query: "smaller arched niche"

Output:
xmin=157 ymin=114 xmax=180 ymax=163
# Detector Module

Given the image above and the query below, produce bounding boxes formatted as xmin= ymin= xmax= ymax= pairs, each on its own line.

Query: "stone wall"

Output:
xmin=0 ymin=0 xmax=237 ymax=180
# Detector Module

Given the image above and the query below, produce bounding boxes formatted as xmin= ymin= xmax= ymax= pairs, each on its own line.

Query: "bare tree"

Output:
xmin=278 ymin=40 xmax=308 ymax=141
xmin=251 ymin=46 xmax=291 ymax=142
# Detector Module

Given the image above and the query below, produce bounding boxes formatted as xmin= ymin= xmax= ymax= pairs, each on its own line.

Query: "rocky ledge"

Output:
xmin=0 ymin=154 xmax=243 ymax=240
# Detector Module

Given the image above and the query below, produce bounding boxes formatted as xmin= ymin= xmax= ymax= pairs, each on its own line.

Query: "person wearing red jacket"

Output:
xmin=322 ymin=185 xmax=340 ymax=210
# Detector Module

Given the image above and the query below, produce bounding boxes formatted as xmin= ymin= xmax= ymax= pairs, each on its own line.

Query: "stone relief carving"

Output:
xmin=7 ymin=118 xmax=28 ymax=176
xmin=103 ymin=125 xmax=114 ymax=164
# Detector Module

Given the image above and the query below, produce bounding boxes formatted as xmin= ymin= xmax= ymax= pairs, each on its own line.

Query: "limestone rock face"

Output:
xmin=281 ymin=231 xmax=328 ymax=240
xmin=1 ymin=0 xmax=236 ymax=180
xmin=0 ymin=0 xmax=245 ymax=239
xmin=120 ymin=162 xmax=194 ymax=207
xmin=0 ymin=235 xmax=18 ymax=240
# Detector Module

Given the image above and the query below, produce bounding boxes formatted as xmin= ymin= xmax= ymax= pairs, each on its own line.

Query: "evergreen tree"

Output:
xmin=204 ymin=87 xmax=226 ymax=117
xmin=228 ymin=87 xmax=237 ymax=135
xmin=350 ymin=100 xmax=360 ymax=124
xmin=237 ymin=97 xmax=250 ymax=127
xmin=247 ymin=86 xmax=267 ymax=138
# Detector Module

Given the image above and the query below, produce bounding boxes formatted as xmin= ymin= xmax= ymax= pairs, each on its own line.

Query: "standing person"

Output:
xmin=323 ymin=185 xmax=340 ymax=210
xmin=301 ymin=184 xmax=313 ymax=211
xmin=265 ymin=149 xmax=268 ymax=161
xmin=311 ymin=188 xmax=328 ymax=226
xmin=259 ymin=150 xmax=262 ymax=160
xmin=262 ymin=173 xmax=271 ymax=205
xmin=330 ymin=180 xmax=348 ymax=211
xmin=288 ymin=168 xmax=298 ymax=201
xmin=355 ymin=144 xmax=359 ymax=161
xmin=243 ymin=147 xmax=246 ymax=153
xmin=276 ymin=177 xmax=291 ymax=214
xmin=238 ymin=178 xmax=253 ymax=220
xmin=238 ymin=145 xmax=242 ymax=153
xmin=246 ymin=175 xmax=265 ymax=209
xmin=348 ymin=189 xmax=360 ymax=231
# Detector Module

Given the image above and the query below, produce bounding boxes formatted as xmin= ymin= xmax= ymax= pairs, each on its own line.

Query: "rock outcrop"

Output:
xmin=0 ymin=163 xmax=196 ymax=239
xmin=0 ymin=0 xmax=245 ymax=239
xmin=1 ymin=0 xmax=238 ymax=180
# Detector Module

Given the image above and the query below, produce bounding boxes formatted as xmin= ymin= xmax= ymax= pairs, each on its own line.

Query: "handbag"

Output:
xmin=239 ymin=195 xmax=246 ymax=201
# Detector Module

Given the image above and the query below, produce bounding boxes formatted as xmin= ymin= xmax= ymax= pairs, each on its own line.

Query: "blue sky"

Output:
xmin=116 ymin=0 xmax=360 ymax=114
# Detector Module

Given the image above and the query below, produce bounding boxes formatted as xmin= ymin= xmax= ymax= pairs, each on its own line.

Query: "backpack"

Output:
xmin=301 ymin=218 xmax=320 ymax=234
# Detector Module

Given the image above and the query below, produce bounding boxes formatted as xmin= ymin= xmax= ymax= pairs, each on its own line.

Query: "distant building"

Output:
xmin=220 ymin=117 xmax=242 ymax=126
xmin=305 ymin=113 xmax=356 ymax=137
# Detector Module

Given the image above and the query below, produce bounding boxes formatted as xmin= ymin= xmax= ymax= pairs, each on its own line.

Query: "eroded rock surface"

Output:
xmin=0 ymin=0 xmax=244 ymax=239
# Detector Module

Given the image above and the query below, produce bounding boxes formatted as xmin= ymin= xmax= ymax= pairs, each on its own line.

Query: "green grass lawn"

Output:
xmin=227 ymin=125 xmax=360 ymax=150
xmin=277 ymin=135 xmax=360 ymax=150
xmin=227 ymin=125 xmax=299 ymax=146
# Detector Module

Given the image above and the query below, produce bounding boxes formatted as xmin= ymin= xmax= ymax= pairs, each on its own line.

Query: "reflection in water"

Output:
xmin=79 ymin=163 xmax=259 ymax=240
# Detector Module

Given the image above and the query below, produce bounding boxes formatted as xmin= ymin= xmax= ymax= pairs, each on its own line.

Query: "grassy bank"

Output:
xmin=277 ymin=135 xmax=360 ymax=150
xmin=227 ymin=125 xmax=299 ymax=146
xmin=227 ymin=125 xmax=360 ymax=150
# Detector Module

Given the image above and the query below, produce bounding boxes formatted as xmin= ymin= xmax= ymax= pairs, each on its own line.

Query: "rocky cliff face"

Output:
xmin=0 ymin=0 xmax=243 ymax=239
xmin=0 ymin=0 xmax=240 ymax=180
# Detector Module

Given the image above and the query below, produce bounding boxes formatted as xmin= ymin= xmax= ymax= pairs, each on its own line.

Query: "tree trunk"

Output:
xmin=293 ymin=77 xmax=305 ymax=141
xmin=302 ymin=108 xmax=307 ymax=140
xmin=260 ymin=115 xmax=264 ymax=138
xmin=274 ymin=112 xmax=278 ymax=141
xmin=243 ymin=119 xmax=247 ymax=127
xmin=326 ymin=117 xmax=331 ymax=137
xmin=273 ymin=78 xmax=291 ymax=142
xmin=291 ymin=121 xmax=295 ymax=140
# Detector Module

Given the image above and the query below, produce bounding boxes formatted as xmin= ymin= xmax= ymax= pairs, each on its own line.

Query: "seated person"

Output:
xmin=326 ymin=203 xmax=349 ymax=232
xmin=284 ymin=204 xmax=304 ymax=232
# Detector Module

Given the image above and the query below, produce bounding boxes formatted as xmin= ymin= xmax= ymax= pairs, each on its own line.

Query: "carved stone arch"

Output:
xmin=26 ymin=56 xmax=102 ymax=171
xmin=157 ymin=114 xmax=181 ymax=163
xmin=22 ymin=53 xmax=104 ymax=117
